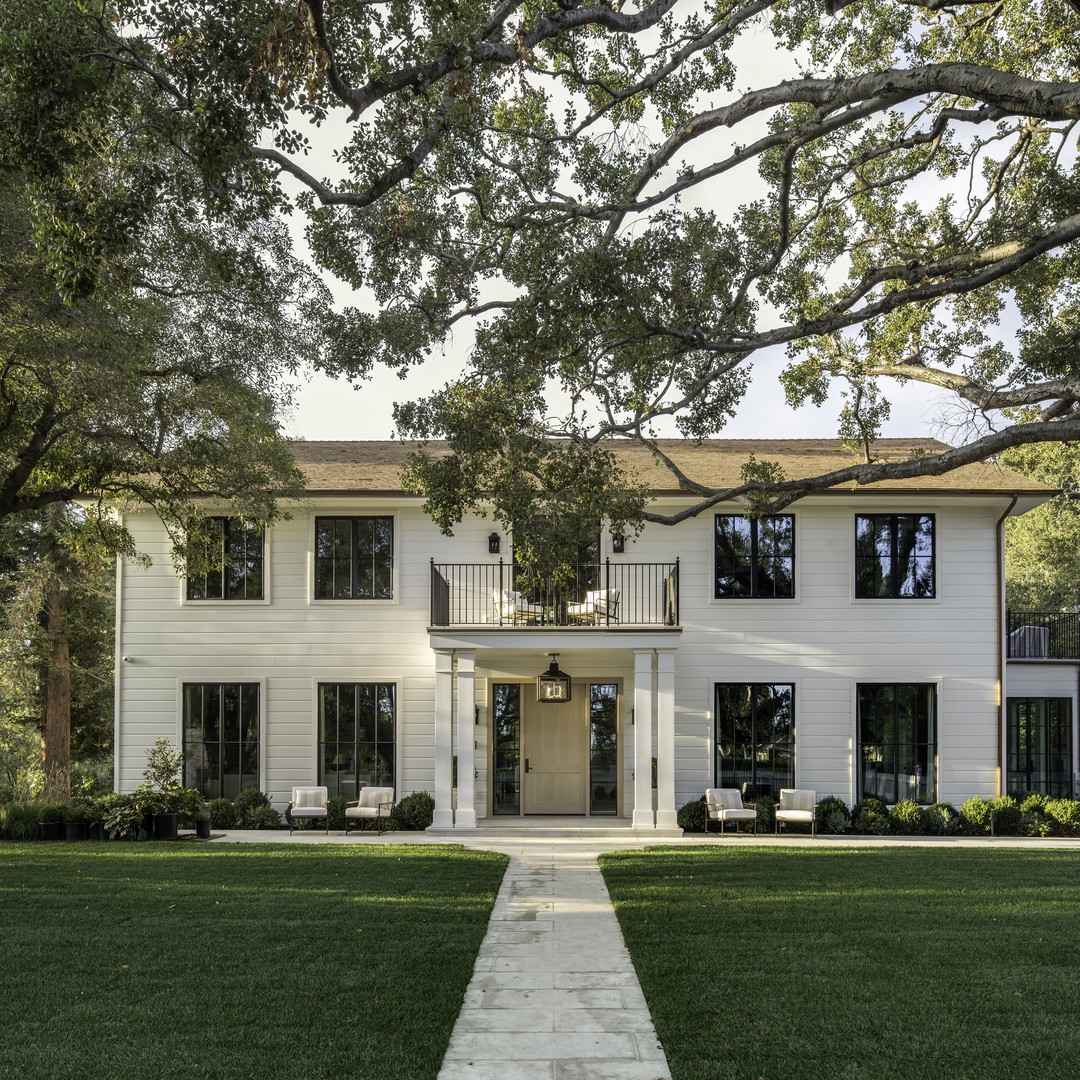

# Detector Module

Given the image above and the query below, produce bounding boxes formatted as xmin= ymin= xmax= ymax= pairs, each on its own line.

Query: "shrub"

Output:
xmin=890 ymin=799 xmax=926 ymax=835
xmin=208 ymin=798 xmax=238 ymax=830
xmin=815 ymin=796 xmax=849 ymax=835
xmin=959 ymin=795 xmax=993 ymax=835
xmin=677 ymin=796 xmax=707 ymax=834
xmin=989 ymin=795 xmax=1021 ymax=836
xmin=1046 ymin=798 xmax=1080 ymax=837
xmin=103 ymin=795 xmax=144 ymax=840
xmin=1 ymin=800 xmax=41 ymax=840
xmin=1020 ymin=810 xmax=1054 ymax=837
xmin=748 ymin=795 xmax=776 ymax=833
xmin=1019 ymin=793 xmax=1050 ymax=815
xmin=393 ymin=791 xmax=434 ymax=831
xmin=851 ymin=797 xmax=889 ymax=835
xmin=234 ymin=788 xmax=271 ymax=827
xmin=37 ymin=803 xmax=67 ymax=825
xmin=249 ymin=805 xmax=281 ymax=830
xmin=924 ymin=801 xmax=961 ymax=836
xmin=327 ymin=795 xmax=347 ymax=832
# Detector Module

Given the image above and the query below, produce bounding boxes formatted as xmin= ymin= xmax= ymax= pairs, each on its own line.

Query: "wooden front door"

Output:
xmin=522 ymin=685 xmax=587 ymax=814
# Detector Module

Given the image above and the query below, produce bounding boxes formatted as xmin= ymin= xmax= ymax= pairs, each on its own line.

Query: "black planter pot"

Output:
xmin=38 ymin=821 xmax=62 ymax=841
xmin=142 ymin=810 xmax=155 ymax=840
xmin=88 ymin=821 xmax=108 ymax=841
xmin=195 ymin=818 xmax=211 ymax=840
xmin=154 ymin=812 xmax=179 ymax=841
xmin=64 ymin=821 xmax=88 ymax=841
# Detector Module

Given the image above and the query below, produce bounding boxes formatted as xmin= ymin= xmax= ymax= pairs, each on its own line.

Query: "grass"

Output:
xmin=600 ymin=846 xmax=1080 ymax=1080
xmin=0 ymin=842 xmax=507 ymax=1080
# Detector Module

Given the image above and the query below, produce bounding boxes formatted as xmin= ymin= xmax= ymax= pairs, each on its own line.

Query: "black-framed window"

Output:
xmin=186 ymin=518 xmax=263 ymax=600
xmin=715 ymin=515 xmax=795 ymax=598
xmin=318 ymin=683 xmax=396 ymax=799
xmin=857 ymin=683 xmax=935 ymax=803
xmin=590 ymin=684 xmax=618 ymax=815
xmin=714 ymin=684 xmax=794 ymax=795
xmin=855 ymin=514 xmax=935 ymax=598
xmin=1007 ymin=698 xmax=1073 ymax=798
xmin=183 ymin=683 xmax=259 ymax=799
xmin=314 ymin=516 xmax=393 ymax=599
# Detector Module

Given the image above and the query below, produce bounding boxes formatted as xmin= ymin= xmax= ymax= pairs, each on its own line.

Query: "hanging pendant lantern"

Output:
xmin=537 ymin=654 xmax=572 ymax=703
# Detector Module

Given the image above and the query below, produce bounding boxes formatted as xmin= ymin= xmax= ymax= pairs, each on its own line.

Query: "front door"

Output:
xmin=491 ymin=680 xmax=619 ymax=817
xmin=522 ymin=689 xmax=587 ymax=814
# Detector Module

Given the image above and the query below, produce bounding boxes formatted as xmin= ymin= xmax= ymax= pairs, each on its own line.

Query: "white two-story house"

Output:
xmin=113 ymin=438 xmax=1057 ymax=831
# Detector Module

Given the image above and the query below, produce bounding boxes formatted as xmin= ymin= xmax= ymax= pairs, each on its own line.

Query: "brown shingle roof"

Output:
xmin=289 ymin=438 xmax=1052 ymax=496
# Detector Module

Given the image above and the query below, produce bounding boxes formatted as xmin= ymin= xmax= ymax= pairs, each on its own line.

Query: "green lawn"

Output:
xmin=600 ymin=846 xmax=1080 ymax=1080
xmin=1 ymin=842 xmax=507 ymax=1080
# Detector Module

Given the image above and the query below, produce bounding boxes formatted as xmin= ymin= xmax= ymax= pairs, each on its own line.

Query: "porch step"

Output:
xmin=427 ymin=816 xmax=684 ymax=840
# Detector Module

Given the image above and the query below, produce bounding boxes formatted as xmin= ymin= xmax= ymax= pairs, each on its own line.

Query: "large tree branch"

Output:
xmin=641 ymin=417 xmax=1080 ymax=524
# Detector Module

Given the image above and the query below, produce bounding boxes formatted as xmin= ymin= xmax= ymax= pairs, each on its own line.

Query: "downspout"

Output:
xmin=996 ymin=496 xmax=1018 ymax=797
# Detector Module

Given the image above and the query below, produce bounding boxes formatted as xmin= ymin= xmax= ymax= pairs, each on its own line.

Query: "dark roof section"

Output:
xmin=289 ymin=438 xmax=1052 ymax=497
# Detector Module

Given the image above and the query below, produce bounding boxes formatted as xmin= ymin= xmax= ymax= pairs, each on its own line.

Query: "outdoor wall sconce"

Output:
xmin=612 ymin=534 xmax=626 ymax=553
xmin=488 ymin=532 xmax=501 ymax=554
xmin=537 ymin=654 xmax=572 ymax=703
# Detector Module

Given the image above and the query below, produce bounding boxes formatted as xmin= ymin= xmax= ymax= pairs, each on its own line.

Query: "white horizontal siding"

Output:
xmin=117 ymin=495 xmax=1020 ymax=810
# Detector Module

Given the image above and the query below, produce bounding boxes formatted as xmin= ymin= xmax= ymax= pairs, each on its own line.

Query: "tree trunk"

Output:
xmin=41 ymin=523 xmax=71 ymax=803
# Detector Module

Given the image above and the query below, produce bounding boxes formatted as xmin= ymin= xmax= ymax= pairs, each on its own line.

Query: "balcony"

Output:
xmin=430 ymin=559 xmax=680 ymax=629
xmin=1006 ymin=610 xmax=1080 ymax=660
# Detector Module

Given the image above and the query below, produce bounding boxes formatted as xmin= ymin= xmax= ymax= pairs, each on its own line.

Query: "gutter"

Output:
xmin=996 ymin=495 xmax=1018 ymax=797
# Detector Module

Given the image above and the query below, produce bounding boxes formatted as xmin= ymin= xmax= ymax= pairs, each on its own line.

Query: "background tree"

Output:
xmin=1003 ymin=442 xmax=1080 ymax=611
xmin=10 ymin=0 xmax=1080 ymax=538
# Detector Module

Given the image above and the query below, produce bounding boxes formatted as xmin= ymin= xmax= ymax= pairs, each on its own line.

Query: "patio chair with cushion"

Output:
xmin=345 ymin=786 xmax=396 ymax=834
xmin=566 ymin=588 xmax=620 ymax=625
xmin=775 ymin=788 xmax=817 ymax=837
xmin=492 ymin=589 xmax=544 ymax=624
xmin=705 ymin=787 xmax=758 ymax=835
xmin=289 ymin=786 xmax=329 ymax=834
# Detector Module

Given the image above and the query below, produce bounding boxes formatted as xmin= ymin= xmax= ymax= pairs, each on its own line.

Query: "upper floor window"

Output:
xmin=186 ymin=518 xmax=263 ymax=600
xmin=855 ymin=514 xmax=935 ymax=598
xmin=714 ymin=515 xmax=795 ymax=598
xmin=314 ymin=516 xmax=393 ymax=599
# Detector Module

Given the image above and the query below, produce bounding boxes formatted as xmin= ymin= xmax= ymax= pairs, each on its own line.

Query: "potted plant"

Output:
xmin=194 ymin=804 xmax=212 ymax=840
xmin=103 ymin=794 xmax=144 ymax=840
xmin=63 ymin=802 xmax=89 ymax=841
xmin=38 ymin=803 xmax=65 ymax=841
xmin=139 ymin=738 xmax=186 ymax=841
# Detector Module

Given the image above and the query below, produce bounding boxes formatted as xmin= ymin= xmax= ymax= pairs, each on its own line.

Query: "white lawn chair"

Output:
xmin=566 ymin=588 xmax=620 ymax=624
xmin=775 ymin=788 xmax=816 ymax=837
xmin=492 ymin=589 xmax=544 ymax=624
xmin=345 ymin=787 xmax=396 ymax=834
xmin=289 ymin=786 xmax=329 ymax=834
xmin=705 ymin=788 xmax=758 ymax=835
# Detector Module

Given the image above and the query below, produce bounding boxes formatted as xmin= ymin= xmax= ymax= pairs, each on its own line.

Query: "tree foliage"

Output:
xmin=1003 ymin=443 xmax=1080 ymax=610
xmin=11 ymin=0 xmax=1080 ymax=532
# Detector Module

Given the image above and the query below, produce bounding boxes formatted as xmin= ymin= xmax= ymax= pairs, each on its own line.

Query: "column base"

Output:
xmin=631 ymin=809 xmax=655 ymax=829
xmin=655 ymin=809 xmax=679 ymax=829
xmin=453 ymin=809 xmax=477 ymax=829
xmin=431 ymin=809 xmax=454 ymax=830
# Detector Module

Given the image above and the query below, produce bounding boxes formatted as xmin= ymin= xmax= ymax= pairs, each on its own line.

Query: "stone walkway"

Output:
xmin=436 ymin=849 xmax=670 ymax=1080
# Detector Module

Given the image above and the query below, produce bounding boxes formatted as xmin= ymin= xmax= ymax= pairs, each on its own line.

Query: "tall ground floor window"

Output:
xmin=857 ymin=683 xmax=935 ymax=803
xmin=183 ymin=683 xmax=260 ymax=799
xmin=318 ymin=683 xmax=396 ymax=799
xmin=714 ymin=684 xmax=794 ymax=795
xmin=1007 ymin=698 xmax=1073 ymax=798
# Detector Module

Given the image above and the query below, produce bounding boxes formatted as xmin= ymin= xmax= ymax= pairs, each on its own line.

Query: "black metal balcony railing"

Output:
xmin=1006 ymin=610 xmax=1080 ymax=659
xmin=430 ymin=559 xmax=680 ymax=628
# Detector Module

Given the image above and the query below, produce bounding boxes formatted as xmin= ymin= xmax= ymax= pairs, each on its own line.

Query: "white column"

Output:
xmin=431 ymin=649 xmax=454 ymax=829
xmin=632 ymin=650 xmax=655 ymax=829
xmin=454 ymin=650 xmax=477 ymax=828
xmin=655 ymin=650 xmax=678 ymax=829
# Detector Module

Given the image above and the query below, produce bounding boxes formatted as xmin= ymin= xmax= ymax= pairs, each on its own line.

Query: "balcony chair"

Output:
xmin=492 ymin=588 xmax=544 ymax=624
xmin=566 ymin=588 xmax=620 ymax=625
xmin=775 ymin=788 xmax=817 ymax=837
xmin=704 ymin=787 xmax=758 ymax=835
xmin=345 ymin=787 xmax=396 ymax=834
xmin=289 ymin=786 xmax=329 ymax=834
